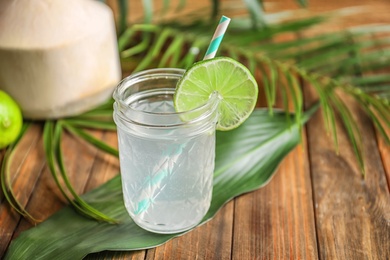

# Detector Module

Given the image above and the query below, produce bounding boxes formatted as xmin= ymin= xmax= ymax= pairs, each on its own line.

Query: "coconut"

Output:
xmin=0 ymin=0 xmax=121 ymax=119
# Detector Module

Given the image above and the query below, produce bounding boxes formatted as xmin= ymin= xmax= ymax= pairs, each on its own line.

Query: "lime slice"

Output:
xmin=174 ymin=57 xmax=258 ymax=131
xmin=0 ymin=90 xmax=23 ymax=149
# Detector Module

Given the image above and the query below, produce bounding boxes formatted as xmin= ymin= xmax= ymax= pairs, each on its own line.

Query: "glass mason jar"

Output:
xmin=113 ymin=68 xmax=219 ymax=234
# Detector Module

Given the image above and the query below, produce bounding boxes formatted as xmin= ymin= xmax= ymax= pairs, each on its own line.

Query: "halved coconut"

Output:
xmin=0 ymin=0 xmax=121 ymax=119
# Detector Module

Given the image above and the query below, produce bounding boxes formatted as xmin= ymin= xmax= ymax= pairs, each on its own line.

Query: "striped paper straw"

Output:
xmin=203 ymin=15 xmax=231 ymax=60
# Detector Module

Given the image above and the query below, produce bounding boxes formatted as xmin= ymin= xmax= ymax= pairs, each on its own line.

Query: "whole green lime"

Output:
xmin=0 ymin=90 xmax=23 ymax=149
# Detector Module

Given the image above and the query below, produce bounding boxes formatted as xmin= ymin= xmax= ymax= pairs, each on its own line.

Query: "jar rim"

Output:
xmin=113 ymin=68 xmax=185 ymax=102
xmin=112 ymin=68 xmax=219 ymax=129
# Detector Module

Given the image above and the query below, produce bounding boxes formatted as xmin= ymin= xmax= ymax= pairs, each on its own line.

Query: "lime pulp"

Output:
xmin=173 ymin=57 xmax=258 ymax=131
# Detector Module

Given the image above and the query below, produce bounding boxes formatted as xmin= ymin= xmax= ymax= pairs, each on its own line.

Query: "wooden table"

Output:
xmin=1 ymin=0 xmax=390 ymax=259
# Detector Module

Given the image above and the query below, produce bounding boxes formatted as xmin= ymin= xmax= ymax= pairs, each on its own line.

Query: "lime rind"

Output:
xmin=174 ymin=57 xmax=258 ymax=131
xmin=0 ymin=90 xmax=23 ymax=148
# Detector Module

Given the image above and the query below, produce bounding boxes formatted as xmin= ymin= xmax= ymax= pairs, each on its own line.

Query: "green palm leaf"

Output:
xmin=5 ymin=107 xmax=317 ymax=259
xmin=43 ymin=121 xmax=117 ymax=223
xmin=0 ymin=123 xmax=37 ymax=222
xmin=117 ymin=10 xmax=390 ymax=174
xmin=1 ymin=0 xmax=390 ymax=246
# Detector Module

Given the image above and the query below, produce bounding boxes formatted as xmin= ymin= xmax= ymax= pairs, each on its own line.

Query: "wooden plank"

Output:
xmin=9 ymin=127 xmax=108 ymax=241
xmin=0 ymin=125 xmax=45 ymax=256
xmin=300 ymin=0 xmax=390 ymax=258
xmin=1 ymin=1 xmax=389 ymax=259
xmin=86 ymin=250 xmax=146 ymax=260
xmin=145 ymin=202 xmax=234 ymax=260
xmin=231 ymin=142 xmax=318 ymax=259
xmin=229 ymin=21 xmax=318 ymax=257
xmin=305 ymin=89 xmax=390 ymax=259
xmin=83 ymin=130 xmax=120 ymax=193
xmin=9 ymin=129 xmax=128 ymax=260
xmin=377 ymin=124 xmax=390 ymax=191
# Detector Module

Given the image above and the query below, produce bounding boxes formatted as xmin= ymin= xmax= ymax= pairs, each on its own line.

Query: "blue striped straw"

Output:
xmin=203 ymin=15 xmax=231 ymax=60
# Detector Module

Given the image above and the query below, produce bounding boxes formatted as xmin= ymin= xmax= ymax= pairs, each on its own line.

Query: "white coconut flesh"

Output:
xmin=0 ymin=0 xmax=121 ymax=119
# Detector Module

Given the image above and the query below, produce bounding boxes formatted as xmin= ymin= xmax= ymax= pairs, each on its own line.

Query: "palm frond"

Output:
xmin=62 ymin=122 xmax=119 ymax=157
xmin=0 ymin=123 xmax=39 ymax=223
xmin=112 ymin=0 xmax=306 ymax=35
xmin=117 ymin=0 xmax=128 ymax=34
xmin=118 ymin=12 xmax=390 ymax=174
xmin=243 ymin=0 xmax=266 ymax=29
xmin=3 ymin=2 xmax=389 ymax=225
xmin=43 ymin=121 xmax=117 ymax=223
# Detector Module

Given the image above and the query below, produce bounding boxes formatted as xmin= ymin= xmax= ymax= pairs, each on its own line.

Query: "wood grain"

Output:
xmin=145 ymin=202 xmax=234 ymax=260
xmin=230 ymin=126 xmax=318 ymax=259
xmin=9 ymin=127 xmax=116 ymax=240
xmin=301 ymin=1 xmax=390 ymax=258
xmin=304 ymin=89 xmax=390 ymax=259
xmin=0 ymin=124 xmax=45 ymax=256
xmin=377 ymin=132 xmax=390 ymax=191
xmin=82 ymin=130 xmax=120 ymax=193
xmin=1 ymin=0 xmax=390 ymax=259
